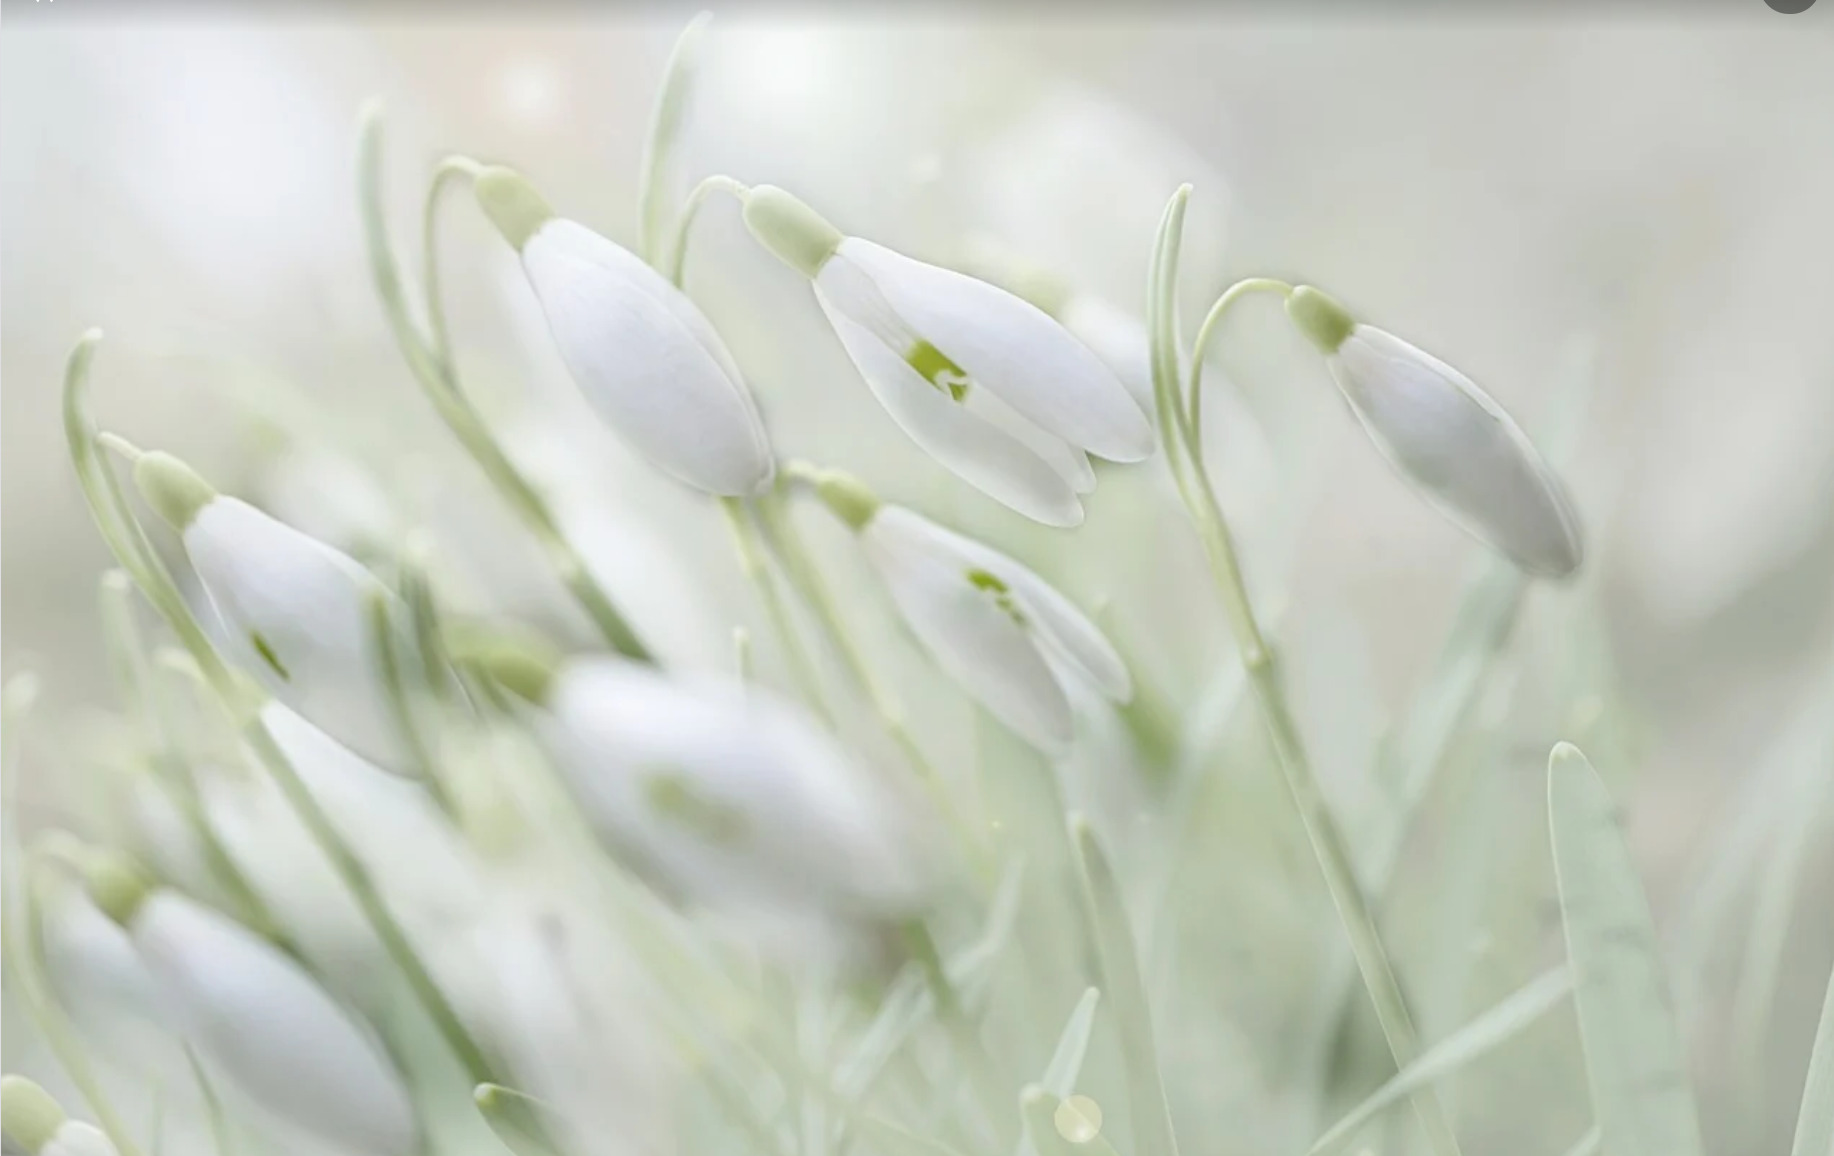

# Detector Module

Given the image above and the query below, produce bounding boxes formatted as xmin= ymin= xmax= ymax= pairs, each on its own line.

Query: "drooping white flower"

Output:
xmin=743 ymin=186 xmax=1153 ymax=526
xmin=477 ymin=647 xmax=931 ymax=926
xmin=134 ymin=452 xmax=416 ymax=772
xmin=1 ymin=1077 xmax=119 ymax=1156
xmin=476 ymin=166 xmax=773 ymax=496
xmin=810 ymin=471 xmax=1132 ymax=754
xmin=84 ymin=865 xmax=419 ymax=1156
xmin=1286 ymin=286 xmax=1584 ymax=578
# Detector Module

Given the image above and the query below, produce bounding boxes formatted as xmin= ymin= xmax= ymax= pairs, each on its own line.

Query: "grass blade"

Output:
xmin=1306 ymin=967 xmax=1571 ymax=1156
xmin=1041 ymin=988 xmax=1101 ymax=1098
xmin=1071 ymin=816 xmax=1179 ymax=1156
xmin=1548 ymin=742 xmax=1703 ymax=1156
xmin=1791 ymin=960 xmax=1834 ymax=1156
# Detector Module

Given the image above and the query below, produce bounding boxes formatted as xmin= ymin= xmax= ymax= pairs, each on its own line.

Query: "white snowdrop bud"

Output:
xmin=83 ymin=866 xmax=419 ymax=1156
xmin=744 ymin=185 xmax=1153 ymax=527
xmin=811 ymin=474 xmax=1132 ymax=754
xmin=473 ymin=643 xmax=931 ymax=925
xmin=1286 ymin=286 xmax=1583 ymax=577
xmin=476 ymin=166 xmax=774 ymax=497
xmin=134 ymin=452 xmax=416 ymax=772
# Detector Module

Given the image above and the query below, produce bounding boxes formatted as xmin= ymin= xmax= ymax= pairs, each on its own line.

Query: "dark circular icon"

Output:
xmin=1766 ymin=0 xmax=1815 ymax=12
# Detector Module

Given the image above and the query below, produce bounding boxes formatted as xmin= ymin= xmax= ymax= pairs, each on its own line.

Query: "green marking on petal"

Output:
xmin=907 ymin=340 xmax=972 ymax=403
xmin=249 ymin=631 xmax=291 ymax=682
xmin=967 ymin=568 xmax=1028 ymax=626
xmin=643 ymin=769 xmax=748 ymax=845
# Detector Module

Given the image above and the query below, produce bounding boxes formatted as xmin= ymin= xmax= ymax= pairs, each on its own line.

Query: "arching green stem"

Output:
xmin=359 ymin=106 xmax=652 ymax=661
xmin=1184 ymin=277 xmax=1292 ymax=457
xmin=1145 ymin=191 xmax=1463 ymax=1156
xmin=665 ymin=173 xmax=752 ymax=287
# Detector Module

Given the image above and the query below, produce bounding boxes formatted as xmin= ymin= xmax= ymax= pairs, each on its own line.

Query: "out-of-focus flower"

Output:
xmin=1 ymin=1076 xmax=119 ymax=1156
xmin=810 ymin=471 xmax=1132 ymax=754
xmin=134 ymin=452 xmax=416 ymax=772
xmin=474 ymin=648 xmax=931 ymax=928
xmin=1286 ymin=286 xmax=1584 ymax=578
xmin=743 ymin=185 xmax=1152 ymax=526
xmin=475 ymin=166 xmax=774 ymax=497
xmin=83 ymin=862 xmax=419 ymax=1156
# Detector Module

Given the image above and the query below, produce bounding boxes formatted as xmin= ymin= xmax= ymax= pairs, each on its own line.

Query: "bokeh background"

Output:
xmin=4 ymin=3 xmax=1833 ymax=1154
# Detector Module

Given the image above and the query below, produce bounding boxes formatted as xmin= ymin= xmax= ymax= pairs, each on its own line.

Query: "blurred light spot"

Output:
xmin=731 ymin=24 xmax=830 ymax=112
xmin=500 ymin=59 xmax=565 ymax=127
xmin=1055 ymin=1095 xmax=1103 ymax=1143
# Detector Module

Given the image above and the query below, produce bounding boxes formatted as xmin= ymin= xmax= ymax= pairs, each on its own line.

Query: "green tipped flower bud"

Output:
xmin=808 ymin=468 xmax=881 ymax=532
xmin=475 ymin=166 xmax=556 ymax=252
xmin=133 ymin=451 xmax=217 ymax=530
xmin=83 ymin=852 xmax=154 ymax=926
xmin=1286 ymin=285 xmax=1355 ymax=354
xmin=742 ymin=186 xmax=844 ymax=279
xmin=1 ymin=1076 xmax=66 ymax=1153
xmin=451 ymin=631 xmax=564 ymax=706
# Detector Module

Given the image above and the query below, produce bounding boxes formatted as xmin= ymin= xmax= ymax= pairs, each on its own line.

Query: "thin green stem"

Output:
xmin=721 ymin=497 xmax=833 ymax=724
xmin=637 ymin=12 xmax=714 ymax=266
xmin=422 ymin=154 xmax=486 ymax=370
xmin=61 ymin=331 xmax=504 ymax=1092
xmin=665 ymin=173 xmax=752 ymax=287
xmin=358 ymin=105 xmax=651 ymax=661
xmin=366 ymin=588 xmax=452 ymax=814
xmin=903 ymin=918 xmax=1013 ymax=1148
xmin=1145 ymin=191 xmax=1462 ymax=1156
xmin=97 ymin=572 xmax=282 ymax=940
xmin=1184 ymin=277 xmax=1292 ymax=458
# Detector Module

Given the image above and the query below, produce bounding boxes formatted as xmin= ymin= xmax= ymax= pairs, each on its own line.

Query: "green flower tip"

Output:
xmin=1286 ymin=285 xmax=1356 ymax=354
xmin=450 ymin=630 xmax=564 ymax=706
xmin=134 ymin=451 xmax=217 ymax=531
xmin=741 ymin=185 xmax=843 ymax=279
xmin=82 ymin=852 xmax=154 ymax=927
xmin=474 ymin=166 xmax=555 ymax=252
xmin=810 ymin=468 xmax=881 ymax=531
xmin=1 ymin=1076 xmax=66 ymax=1153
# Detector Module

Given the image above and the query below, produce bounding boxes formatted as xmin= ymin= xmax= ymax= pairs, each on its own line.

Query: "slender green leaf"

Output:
xmin=1072 ymin=817 xmax=1179 ymax=1156
xmin=1791 ymin=960 xmax=1834 ymax=1156
xmin=1042 ymin=988 xmax=1102 ymax=1098
xmin=1306 ymin=967 xmax=1571 ymax=1156
xmin=1548 ymin=742 xmax=1703 ymax=1156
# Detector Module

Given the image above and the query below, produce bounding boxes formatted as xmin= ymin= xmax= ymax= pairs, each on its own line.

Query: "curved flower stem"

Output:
xmin=358 ymin=107 xmax=652 ymax=662
xmin=665 ymin=173 xmax=752 ymax=287
xmin=1147 ymin=192 xmax=1463 ymax=1156
xmin=62 ymin=333 xmax=505 ymax=1092
xmin=97 ymin=570 xmax=282 ymax=939
xmin=756 ymin=480 xmax=992 ymax=870
xmin=637 ymin=11 xmax=714 ymax=266
xmin=720 ymin=497 xmax=834 ymax=723
xmin=1184 ymin=276 xmax=1293 ymax=457
xmin=422 ymin=154 xmax=486 ymax=369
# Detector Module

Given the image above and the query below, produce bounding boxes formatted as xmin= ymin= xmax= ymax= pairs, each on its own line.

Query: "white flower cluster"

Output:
xmin=5 ymin=17 xmax=1598 ymax=1156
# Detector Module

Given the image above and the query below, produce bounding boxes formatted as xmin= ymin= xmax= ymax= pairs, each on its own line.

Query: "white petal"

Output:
xmin=1331 ymin=327 xmax=1583 ymax=577
xmin=134 ymin=892 xmax=419 ymax=1156
xmin=543 ymin=660 xmax=925 ymax=916
xmin=839 ymin=238 xmax=1153 ymax=462
xmin=814 ymin=272 xmax=1084 ymax=527
xmin=185 ymin=497 xmax=408 ymax=772
xmin=523 ymin=219 xmax=772 ymax=495
xmin=863 ymin=508 xmax=1073 ymax=753
xmin=1057 ymin=293 xmax=1156 ymax=415
xmin=874 ymin=507 xmax=1130 ymax=702
xmin=965 ymin=386 xmax=1097 ymax=495
xmin=44 ymin=1123 xmax=120 ymax=1156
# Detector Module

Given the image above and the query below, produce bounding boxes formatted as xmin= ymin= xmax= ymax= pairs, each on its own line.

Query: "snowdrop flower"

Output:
xmin=1 ymin=1078 xmax=118 ymax=1156
xmin=808 ymin=470 xmax=1132 ymax=755
xmin=474 ymin=646 xmax=931 ymax=926
xmin=1286 ymin=287 xmax=1584 ymax=578
xmin=475 ymin=166 xmax=773 ymax=496
xmin=134 ymin=452 xmax=416 ymax=772
xmin=742 ymin=185 xmax=1154 ymax=526
xmin=83 ymin=859 xmax=419 ymax=1156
